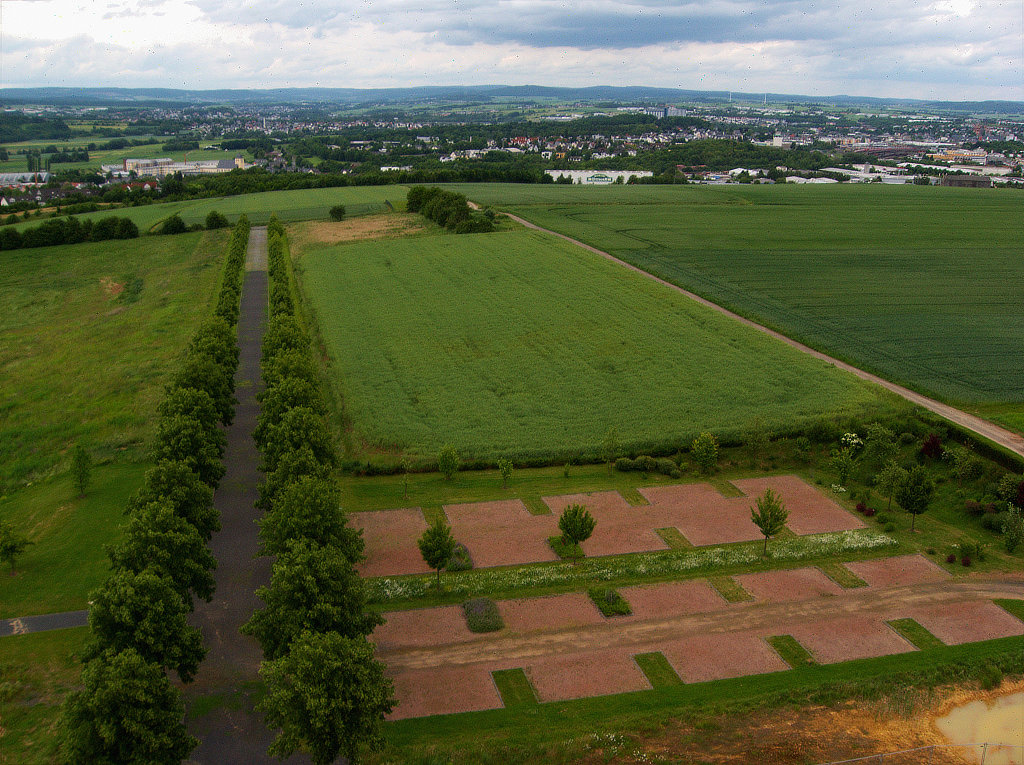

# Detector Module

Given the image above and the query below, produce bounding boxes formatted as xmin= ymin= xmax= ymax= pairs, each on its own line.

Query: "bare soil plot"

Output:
xmin=387 ymin=664 xmax=503 ymax=720
xmin=444 ymin=500 xmax=559 ymax=568
xmin=543 ymin=491 xmax=668 ymax=556
xmin=788 ymin=616 xmax=916 ymax=664
xmin=735 ymin=568 xmax=844 ymax=603
xmin=904 ymin=600 xmax=1024 ymax=645
xmin=659 ymin=631 xmax=789 ymax=682
xmin=732 ymin=476 xmax=865 ymax=535
xmin=527 ymin=648 xmax=651 ymax=702
xmin=372 ymin=606 xmax=476 ymax=651
xmin=352 ymin=508 xmax=431 ymax=577
xmin=845 ymin=554 xmax=950 ymax=588
xmin=498 ymin=593 xmax=605 ymax=633
xmin=619 ymin=580 xmax=728 ymax=621
xmin=638 ymin=483 xmax=764 ymax=546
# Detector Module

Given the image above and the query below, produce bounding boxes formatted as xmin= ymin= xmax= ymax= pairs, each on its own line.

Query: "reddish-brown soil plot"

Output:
xmin=372 ymin=605 xmax=476 ymax=651
xmin=620 ymin=580 xmax=728 ymax=620
xmin=352 ymin=508 xmax=431 ymax=577
xmin=735 ymin=567 xmax=844 ymax=603
xmin=788 ymin=616 xmax=916 ymax=664
xmin=733 ymin=476 xmax=864 ymax=535
xmin=844 ymin=554 xmax=949 ymax=588
xmin=527 ymin=648 xmax=651 ymax=702
xmin=659 ymin=631 xmax=789 ymax=682
xmin=498 ymin=593 xmax=605 ymax=633
xmin=639 ymin=483 xmax=763 ymax=546
xmin=904 ymin=600 xmax=1024 ymax=645
xmin=387 ymin=664 xmax=503 ymax=720
xmin=543 ymin=491 xmax=669 ymax=556
xmin=443 ymin=500 xmax=560 ymax=568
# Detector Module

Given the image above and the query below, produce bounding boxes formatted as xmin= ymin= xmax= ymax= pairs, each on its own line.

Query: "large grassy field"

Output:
xmin=449 ymin=183 xmax=1024 ymax=432
xmin=295 ymin=226 xmax=900 ymax=464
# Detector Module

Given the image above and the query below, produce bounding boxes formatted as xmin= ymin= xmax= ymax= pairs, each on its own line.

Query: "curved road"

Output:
xmin=496 ymin=209 xmax=1024 ymax=461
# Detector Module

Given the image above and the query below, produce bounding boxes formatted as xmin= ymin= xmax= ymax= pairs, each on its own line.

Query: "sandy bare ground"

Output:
xmin=289 ymin=214 xmax=426 ymax=252
xmin=495 ymin=210 xmax=1024 ymax=460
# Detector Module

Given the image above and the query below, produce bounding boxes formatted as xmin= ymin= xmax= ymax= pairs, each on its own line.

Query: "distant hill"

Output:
xmin=2 ymin=85 xmax=1022 ymax=114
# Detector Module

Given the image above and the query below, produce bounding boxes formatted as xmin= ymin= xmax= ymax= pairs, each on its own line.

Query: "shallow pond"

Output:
xmin=935 ymin=692 xmax=1024 ymax=764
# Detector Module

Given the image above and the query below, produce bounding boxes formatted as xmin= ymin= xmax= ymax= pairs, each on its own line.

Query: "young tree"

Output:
xmin=602 ymin=427 xmax=619 ymax=471
xmin=875 ymin=459 xmax=909 ymax=511
xmin=829 ymin=447 xmax=856 ymax=485
xmin=743 ymin=417 xmax=770 ymax=465
xmin=894 ymin=465 xmax=934 ymax=532
xmin=0 ymin=519 xmax=32 ymax=573
xmin=691 ymin=432 xmax=719 ymax=474
xmin=558 ymin=503 xmax=596 ymax=562
xmin=437 ymin=444 xmax=460 ymax=480
xmin=497 ymin=458 xmax=513 ymax=489
xmin=1004 ymin=506 xmax=1024 ymax=554
xmin=750 ymin=487 xmax=789 ymax=554
xmin=418 ymin=516 xmax=456 ymax=586
xmin=61 ymin=647 xmax=197 ymax=764
xmin=863 ymin=423 xmax=898 ymax=470
xmin=258 ymin=631 xmax=394 ymax=765
xmin=72 ymin=444 xmax=92 ymax=497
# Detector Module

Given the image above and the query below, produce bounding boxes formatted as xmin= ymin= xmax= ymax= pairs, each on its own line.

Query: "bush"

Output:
xmin=980 ymin=662 xmax=1003 ymax=690
xmin=446 ymin=542 xmax=473 ymax=572
xmin=961 ymin=555 xmax=972 ymax=567
xmin=204 ymin=210 xmax=229 ymax=229
xmin=900 ymin=432 xmax=917 ymax=445
xmin=965 ymin=499 xmax=985 ymax=517
xmin=329 ymin=204 xmax=346 ymax=221
xmin=160 ymin=214 xmax=187 ymax=235
xmin=437 ymin=444 xmax=460 ymax=480
xmin=637 ymin=455 xmax=657 ymax=475
xmin=981 ymin=512 xmax=1009 ymax=532
xmin=462 ymin=598 xmax=503 ymax=633
xmin=691 ymin=432 xmax=719 ymax=474
xmin=884 ymin=522 xmax=897 ymax=533
xmin=946 ymin=553 xmax=957 ymax=563
xmin=921 ymin=433 xmax=944 ymax=460
xmin=614 ymin=457 xmax=635 ymax=472
xmin=655 ymin=457 xmax=677 ymax=477
xmin=588 ymin=588 xmax=631 ymax=617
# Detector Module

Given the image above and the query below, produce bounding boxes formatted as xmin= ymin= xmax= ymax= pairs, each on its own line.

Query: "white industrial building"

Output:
xmin=544 ymin=169 xmax=653 ymax=185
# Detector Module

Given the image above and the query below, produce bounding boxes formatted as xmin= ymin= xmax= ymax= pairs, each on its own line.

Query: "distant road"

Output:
xmin=496 ymin=209 xmax=1024 ymax=461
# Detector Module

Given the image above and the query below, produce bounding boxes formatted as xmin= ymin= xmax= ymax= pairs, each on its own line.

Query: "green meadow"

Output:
xmin=451 ymin=183 xmax=1024 ymax=431
xmin=295 ymin=227 xmax=899 ymax=464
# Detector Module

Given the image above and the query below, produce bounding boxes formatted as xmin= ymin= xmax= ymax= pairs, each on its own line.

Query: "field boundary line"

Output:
xmin=496 ymin=209 xmax=1024 ymax=460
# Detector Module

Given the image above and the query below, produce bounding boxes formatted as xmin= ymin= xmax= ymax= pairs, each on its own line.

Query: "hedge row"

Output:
xmin=405 ymin=185 xmax=494 ymax=233
xmin=0 ymin=214 xmax=139 ymax=250
xmin=60 ymin=218 xmax=250 ymax=763
xmin=246 ymin=217 xmax=393 ymax=765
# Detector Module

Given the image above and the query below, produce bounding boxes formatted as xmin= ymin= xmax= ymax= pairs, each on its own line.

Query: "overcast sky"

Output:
xmin=2 ymin=0 xmax=1023 ymax=101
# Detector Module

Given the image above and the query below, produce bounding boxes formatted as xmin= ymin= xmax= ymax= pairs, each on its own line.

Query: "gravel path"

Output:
xmin=498 ymin=210 xmax=1024 ymax=460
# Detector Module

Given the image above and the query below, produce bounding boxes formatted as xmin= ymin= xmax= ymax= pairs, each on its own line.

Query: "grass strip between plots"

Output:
xmin=655 ymin=527 xmax=693 ymax=550
xmin=708 ymin=576 xmax=754 ymax=604
xmin=888 ymin=618 xmax=945 ymax=650
xmin=994 ymin=599 xmax=1024 ymax=622
xmin=588 ymin=587 xmax=632 ymax=617
xmin=818 ymin=562 xmax=869 ymax=589
xmin=767 ymin=635 xmax=816 ymax=668
xmin=492 ymin=669 xmax=538 ymax=708
xmin=634 ymin=652 xmax=683 ymax=688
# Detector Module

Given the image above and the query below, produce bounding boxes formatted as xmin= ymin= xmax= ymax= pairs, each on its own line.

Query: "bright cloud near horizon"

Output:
xmin=2 ymin=0 xmax=1023 ymax=101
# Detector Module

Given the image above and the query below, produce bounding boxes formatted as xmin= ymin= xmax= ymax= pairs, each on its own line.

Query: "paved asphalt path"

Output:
xmin=0 ymin=609 xmax=88 ymax=636
xmin=498 ymin=210 xmax=1024 ymax=461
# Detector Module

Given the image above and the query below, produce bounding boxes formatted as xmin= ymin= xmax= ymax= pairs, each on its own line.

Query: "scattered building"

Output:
xmin=543 ymin=169 xmax=653 ymax=184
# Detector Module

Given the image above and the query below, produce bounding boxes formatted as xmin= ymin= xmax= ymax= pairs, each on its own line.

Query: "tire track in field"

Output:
xmin=492 ymin=208 xmax=1024 ymax=461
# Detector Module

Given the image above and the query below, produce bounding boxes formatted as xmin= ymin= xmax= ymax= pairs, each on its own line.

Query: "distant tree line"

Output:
xmin=60 ymin=217 xmax=250 ymax=762
xmin=406 ymin=186 xmax=495 ymax=233
xmin=0 ymin=215 xmax=139 ymax=251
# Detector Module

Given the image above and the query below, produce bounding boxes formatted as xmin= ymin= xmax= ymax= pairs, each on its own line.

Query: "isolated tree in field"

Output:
xmin=497 ymin=458 xmax=513 ymax=488
xmin=0 ymin=519 xmax=32 ymax=573
xmin=72 ymin=443 xmax=92 ymax=497
xmin=259 ymin=630 xmax=394 ymax=765
xmin=829 ymin=447 xmax=856 ymax=485
xmin=329 ymin=204 xmax=346 ymax=221
xmin=602 ymin=427 xmax=619 ymax=470
xmin=751 ymin=487 xmax=789 ymax=554
xmin=876 ymin=459 xmax=909 ymax=512
xmin=418 ymin=516 xmax=456 ymax=586
xmin=437 ymin=443 xmax=460 ymax=480
xmin=558 ymin=503 xmax=595 ymax=562
xmin=691 ymin=432 xmax=719 ymax=474
xmin=61 ymin=647 xmax=196 ymax=764
xmin=894 ymin=465 xmax=934 ymax=532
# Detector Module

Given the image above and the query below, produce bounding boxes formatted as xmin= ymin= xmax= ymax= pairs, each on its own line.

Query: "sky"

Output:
xmin=2 ymin=0 xmax=1023 ymax=101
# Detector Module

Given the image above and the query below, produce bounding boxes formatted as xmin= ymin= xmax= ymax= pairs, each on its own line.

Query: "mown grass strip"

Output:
xmin=620 ymin=487 xmax=650 ymax=506
xmin=888 ymin=618 xmax=945 ymax=650
xmin=818 ymin=562 xmax=869 ymax=589
xmin=634 ymin=652 xmax=683 ymax=688
xmin=492 ymin=669 xmax=538 ymax=708
xmin=708 ymin=576 xmax=754 ymax=603
xmin=767 ymin=635 xmax=815 ymax=668
xmin=548 ymin=536 xmax=583 ymax=561
xmin=421 ymin=506 xmax=446 ymax=525
xmin=588 ymin=587 xmax=631 ymax=617
xmin=994 ymin=598 xmax=1024 ymax=622
xmin=654 ymin=527 xmax=693 ymax=550
xmin=521 ymin=496 xmax=552 ymax=516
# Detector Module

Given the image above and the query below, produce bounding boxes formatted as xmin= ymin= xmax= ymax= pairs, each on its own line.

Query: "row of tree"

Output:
xmin=60 ymin=218 xmax=251 ymax=762
xmin=405 ymin=185 xmax=495 ymax=233
xmin=247 ymin=217 xmax=394 ymax=765
xmin=0 ymin=215 xmax=139 ymax=251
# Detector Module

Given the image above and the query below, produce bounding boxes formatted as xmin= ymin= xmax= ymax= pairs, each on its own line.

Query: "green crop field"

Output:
xmin=449 ymin=183 xmax=1024 ymax=432
xmin=295 ymin=227 xmax=899 ymax=463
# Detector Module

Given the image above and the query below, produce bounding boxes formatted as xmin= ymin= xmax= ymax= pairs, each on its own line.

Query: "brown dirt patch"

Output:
xmin=846 ymin=554 xmax=950 ymax=588
xmin=498 ymin=593 xmax=605 ymax=633
xmin=372 ymin=605 xmax=476 ymax=651
xmin=619 ymin=580 xmax=728 ymax=621
xmin=789 ymin=616 xmax=916 ymax=664
xmin=352 ymin=508 xmax=431 ymax=577
xmin=444 ymin=500 xmax=559 ymax=568
xmin=905 ymin=600 xmax=1024 ymax=645
xmin=659 ymin=631 xmax=789 ymax=682
xmin=639 ymin=483 xmax=764 ymax=546
xmin=290 ymin=214 xmax=425 ymax=250
xmin=527 ymin=648 xmax=651 ymax=702
xmin=735 ymin=567 xmax=844 ymax=602
xmin=543 ymin=491 xmax=668 ymax=556
xmin=733 ymin=475 xmax=865 ymax=534
xmin=386 ymin=664 xmax=503 ymax=720
xmin=99 ymin=276 xmax=124 ymax=298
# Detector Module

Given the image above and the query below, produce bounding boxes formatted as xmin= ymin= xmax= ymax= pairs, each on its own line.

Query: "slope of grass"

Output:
xmin=297 ymin=227 xmax=899 ymax=464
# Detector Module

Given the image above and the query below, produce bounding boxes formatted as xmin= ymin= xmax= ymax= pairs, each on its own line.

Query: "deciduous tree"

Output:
xmin=751 ymin=487 xmax=789 ymax=554
xmin=0 ymin=519 xmax=32 ymax=573
xmin=437 ymin=443 xmax=460 ymax=480
xmin=257 ymin=477 xmax=363 ymax=562
xmin=691 ymin=432 xmax=719 ymax=474
xmin=876 ymin=459 xmax=909 ymax=512
xmin=128 ymin=460 xmax=218 ymax=540
xmin=558 ymin=503 xmax=595 ymax=562
xmin=894 ymin=465 xmax=934 ymax=532
xmin=418 ymin=516 xmax=456 ymax=585
xmin=72 ymin=443 xmax=92 ymax=497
